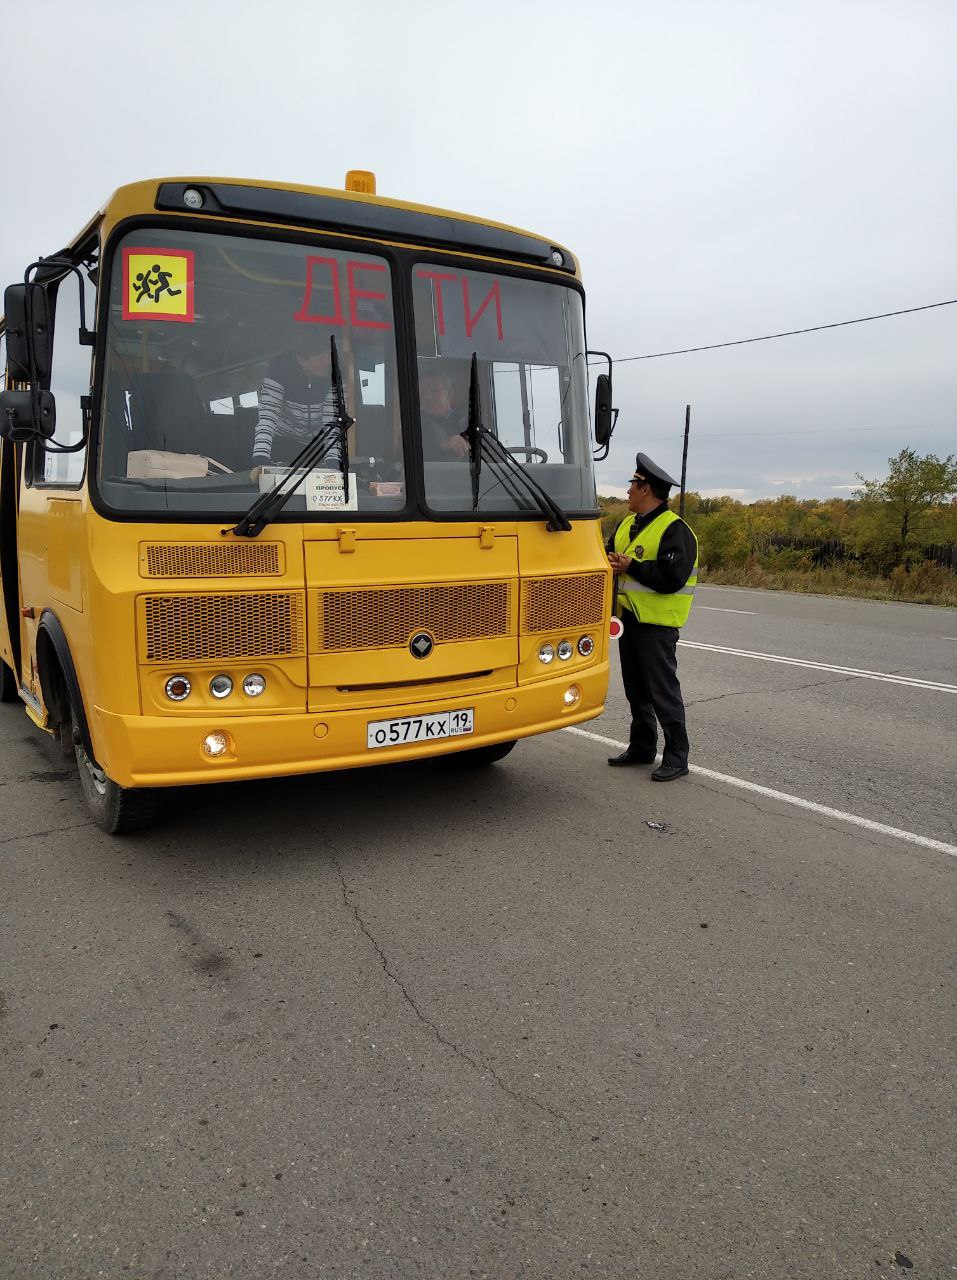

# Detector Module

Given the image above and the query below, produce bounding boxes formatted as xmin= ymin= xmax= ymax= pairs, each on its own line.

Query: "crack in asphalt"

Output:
xmin=333 ymin=855 xmax=565 ymax=1123
xmin=686 ymin=672 xmax=865 ymax=708
xmin=0 ymin=821 xmax=94 ymax=847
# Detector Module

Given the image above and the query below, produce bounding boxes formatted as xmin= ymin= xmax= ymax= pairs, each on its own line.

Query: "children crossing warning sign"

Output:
xmin=122 ymin=247 xmax=195 ymax=322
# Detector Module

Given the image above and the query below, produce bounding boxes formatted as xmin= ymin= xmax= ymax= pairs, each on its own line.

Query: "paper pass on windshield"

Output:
xmin=122 ymin=248 xmax=195 ymax=322
xmin=305 ymin=470 xmax=359 ymax=511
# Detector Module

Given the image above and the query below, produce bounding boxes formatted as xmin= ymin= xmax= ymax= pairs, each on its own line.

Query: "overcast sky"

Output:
xmin=3 ymin=0 xmax=955 ymax=501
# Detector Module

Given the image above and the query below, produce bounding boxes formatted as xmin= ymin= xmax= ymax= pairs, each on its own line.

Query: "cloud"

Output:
xmin=695 ymin=487 xmax=752 ymax=498
xmin=2 ymin=3 xmax=954 ymax=507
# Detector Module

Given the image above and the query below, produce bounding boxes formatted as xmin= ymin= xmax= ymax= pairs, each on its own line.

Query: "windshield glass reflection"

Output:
xmin=413 ymin=263 xmax=596 ymax=515
xmin=98 ymin=229 xmax=405 ymax=515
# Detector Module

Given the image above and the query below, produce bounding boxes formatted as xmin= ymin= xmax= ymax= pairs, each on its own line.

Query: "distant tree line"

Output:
xmin=600 ymin=450 xmax=957 ymax=599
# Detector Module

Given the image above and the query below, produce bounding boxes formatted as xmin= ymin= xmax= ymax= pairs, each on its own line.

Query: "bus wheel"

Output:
xmin=75 ymin=738 xmax=162 ymax=834
xmin=0 ymin=660 xmax=18 ymax=703
xmin=449 ymin=740 xmax=517 ymax=767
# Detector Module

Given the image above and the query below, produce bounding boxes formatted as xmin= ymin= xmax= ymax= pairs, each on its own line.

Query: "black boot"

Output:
xmin=607 ymin=748 xmax=656 ymax=767
xmin=651 ymin=764 xmax=689 ymax=781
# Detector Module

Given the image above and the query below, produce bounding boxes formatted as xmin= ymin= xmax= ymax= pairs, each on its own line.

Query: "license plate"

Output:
xmin=367 ymin=707 xmax=474 ymax=750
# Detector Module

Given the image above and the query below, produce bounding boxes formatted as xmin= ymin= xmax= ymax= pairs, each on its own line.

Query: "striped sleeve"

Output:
xmin=253 ymin=376 xmax=285 ymax=462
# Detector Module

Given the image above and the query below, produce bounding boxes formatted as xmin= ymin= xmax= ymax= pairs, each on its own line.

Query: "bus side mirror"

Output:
xmin=0 ymin=389 xmax=57 ymax=443
xmin=3 ymin=283 xmax=52 ymax=383
xmin=594 ymin=373 xmax=614 ymax=446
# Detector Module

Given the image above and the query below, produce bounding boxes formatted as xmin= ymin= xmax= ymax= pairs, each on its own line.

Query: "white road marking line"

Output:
xmin=563 ymin=727 xmax=957 ymax=859
xmin=678 ymin=640 xmax=957 ymax=693
xmin=697 ymin=606 xmax=757 ymax=614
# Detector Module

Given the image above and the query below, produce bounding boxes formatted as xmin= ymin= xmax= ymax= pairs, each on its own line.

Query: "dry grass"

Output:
xmin=700 ymin=561 xmax=957 ymax=607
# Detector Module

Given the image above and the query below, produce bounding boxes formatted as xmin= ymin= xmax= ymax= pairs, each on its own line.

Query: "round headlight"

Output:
xmin=563 ymin=684 xmax=582 ymax=706
xmin=557 ymin=640 xmax=573 ymax=661
xmin=202 ymin=731 xmax=229 ymax=758
xmin=209 ymin=674 xmax=233 ymax=699
xmin=242 ymin=673 xmax=266 ymax=697
xmin=577 ymin=634 xmax=595 ymax=657
xmin=165 ymin=675 xmax=191 ymax=702
xmin=538 ymin=644 xmax=555 ymax=665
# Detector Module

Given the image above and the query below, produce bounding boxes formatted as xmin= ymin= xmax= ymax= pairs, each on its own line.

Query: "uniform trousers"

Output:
xmin=618 ymin=610 xmax=689 ymax=768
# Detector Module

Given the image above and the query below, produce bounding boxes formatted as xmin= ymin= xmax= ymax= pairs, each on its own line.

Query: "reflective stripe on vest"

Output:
xmin=613 ymin=508 xmax=698 ymax=628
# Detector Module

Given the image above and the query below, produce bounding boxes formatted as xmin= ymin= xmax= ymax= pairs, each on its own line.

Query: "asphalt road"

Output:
xmin=2 ymin=585 xmax=955 ymax=1280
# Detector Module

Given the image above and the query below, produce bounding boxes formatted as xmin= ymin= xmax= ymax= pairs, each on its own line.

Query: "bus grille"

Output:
xmin=520 ymin=573 xmax=607 ymax=633
xmin=314 ymin=582 xmax=513 ymax=652
xmin=142 ymin=542 xmax=283 ymax=578
xmin=143 ymin=592 xmax=305 ymax=662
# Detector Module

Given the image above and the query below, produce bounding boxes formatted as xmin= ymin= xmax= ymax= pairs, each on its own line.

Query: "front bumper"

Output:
xmin=92 ymin=664 xmax=609 ymax=788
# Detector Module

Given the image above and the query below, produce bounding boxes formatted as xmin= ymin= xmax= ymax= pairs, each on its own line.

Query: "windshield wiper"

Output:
xmin=481 ymin=434 xmax=572 ymax=532
xmin=329 ymin=333 xmax=353 ymax=506
xmin=226 ymin=335 xmax=355 ymax=538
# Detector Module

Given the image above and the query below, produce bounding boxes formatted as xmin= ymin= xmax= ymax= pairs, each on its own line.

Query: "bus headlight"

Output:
xmin=538 ymin=644 xmax=555 ymax=665
xmin=209 ymin=675 xmax=233 ymax=699
xmin=243 ymin=673 xmax=266 ymax=697
xmin=557 ymin=640 xmax=573 ymax=661
xmin=165 ymin=675 xmax=191 ymax=701
xmin=577 ymin=634 xmax=595 ymax=657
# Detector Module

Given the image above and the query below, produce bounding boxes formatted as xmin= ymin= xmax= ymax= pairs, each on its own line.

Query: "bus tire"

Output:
xmin=0 ymin=660 xmax=18 ymax=703
xmin=74 ymin=735 xmax=162 ymax=834
xmin=449 ymin=739 xmax=517 ymax=767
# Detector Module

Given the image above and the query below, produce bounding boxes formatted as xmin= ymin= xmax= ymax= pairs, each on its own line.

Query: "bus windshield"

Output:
xmin=413 ymin=263 xmax=595 ymax=514
xmin=97 ymin=227 xmax=406 ymax=516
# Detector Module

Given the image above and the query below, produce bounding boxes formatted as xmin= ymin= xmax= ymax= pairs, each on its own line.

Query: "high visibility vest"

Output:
xmin=613 ymin=509 xmax=699 ymax=627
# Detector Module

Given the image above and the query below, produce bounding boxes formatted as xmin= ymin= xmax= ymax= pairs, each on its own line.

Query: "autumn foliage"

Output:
xmin=600 ymin=450 xmax=957 ymax=605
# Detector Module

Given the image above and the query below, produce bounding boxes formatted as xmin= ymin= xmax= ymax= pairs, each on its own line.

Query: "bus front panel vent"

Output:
xmin=314 ymin=581 xmax=514 ymax=652
xmin=520 ymin=573 xmax=607 ymax=634
xmin=141 ymin=542 xmax=284 ymax=578
xmin=142 ymin=592 xmax=305 ymax=663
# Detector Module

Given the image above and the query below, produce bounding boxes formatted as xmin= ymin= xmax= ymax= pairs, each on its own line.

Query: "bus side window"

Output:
xmin=38 ymin=270 xmax=96 ymax=487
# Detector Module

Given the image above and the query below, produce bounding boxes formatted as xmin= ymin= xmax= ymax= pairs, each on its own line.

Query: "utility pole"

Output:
xmin=679 ymin=404 xmax=691 ymax=517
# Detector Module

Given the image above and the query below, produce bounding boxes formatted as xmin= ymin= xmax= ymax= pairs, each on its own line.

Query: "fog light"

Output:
xmin=202 ymin=731 xmax=230 ymax=758
xmin=538 ymin=643 xmax=555 ymax=664
xmin=165 ymin=675 xmax=191 ymax=701
xmin=242 ymin=673 xmax=266 ymax=697
xmin=563 ymin=684 xmax=581 ymax=706
xmin=577 ymin=634 xmax=595 ymax=657
xmin=557 ymin=640 xmax=573 ymax=661
xmin=210 ymin=674 xmax=233 ymax=699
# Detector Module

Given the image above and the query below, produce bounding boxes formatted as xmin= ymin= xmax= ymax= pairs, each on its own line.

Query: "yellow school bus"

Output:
xmin=0 ymin=172 xmax=617 ymax=831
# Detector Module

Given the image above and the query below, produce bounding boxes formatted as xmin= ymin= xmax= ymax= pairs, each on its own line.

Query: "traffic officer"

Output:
xmin=606 ymin=453 xmax=698 ymax=780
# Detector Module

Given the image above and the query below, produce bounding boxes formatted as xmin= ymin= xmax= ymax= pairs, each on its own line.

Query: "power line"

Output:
xmin=609 ymin=299 xmax=957 ymax=364
xmin=634 ymin=422 xmax=957 ymax=442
